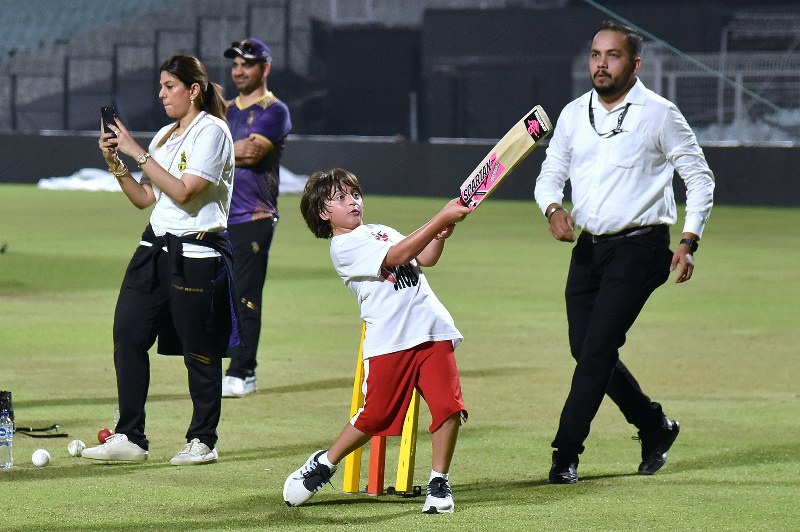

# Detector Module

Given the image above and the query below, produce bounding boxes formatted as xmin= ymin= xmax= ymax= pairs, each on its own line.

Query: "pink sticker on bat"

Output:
xmin=463 ymin=153 xmax=505 ymax=209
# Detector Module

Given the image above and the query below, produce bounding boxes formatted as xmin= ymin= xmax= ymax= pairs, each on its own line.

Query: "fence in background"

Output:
xmin=0 ymin=1 xmax=798 ymax=144
xmin=569 ymin=8 xmax=800 ymax=144
xmin=571 ymin=47 xmax=800 ymax=144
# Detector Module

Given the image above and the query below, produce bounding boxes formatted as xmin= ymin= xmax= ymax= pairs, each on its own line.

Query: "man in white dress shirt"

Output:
xmin=534 ymin=20 xmax=714 ymax=484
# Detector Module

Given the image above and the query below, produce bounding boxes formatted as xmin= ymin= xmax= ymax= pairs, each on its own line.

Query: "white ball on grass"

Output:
xmin=67 ymin=439 xmax=86 ymax=457
xmin=32 ymin=448 xmax=51 ymax=467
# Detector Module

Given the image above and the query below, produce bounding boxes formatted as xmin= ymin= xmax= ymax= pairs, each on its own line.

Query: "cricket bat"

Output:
xmin=459 ymin=105 xmax=552 ymax=210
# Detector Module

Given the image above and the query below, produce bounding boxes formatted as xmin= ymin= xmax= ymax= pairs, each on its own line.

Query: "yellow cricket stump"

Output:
xmin=342 ymin=324 xmax=367 ymax=494
xmin=342 ymin=322 xmax=421 ymax=496
xmin=394 ymin=389 xmax=420 ymax=493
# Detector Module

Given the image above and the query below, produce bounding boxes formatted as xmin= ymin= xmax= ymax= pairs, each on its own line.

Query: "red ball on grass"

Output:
xmin=97 ymin=428 xmax=113 ymax=443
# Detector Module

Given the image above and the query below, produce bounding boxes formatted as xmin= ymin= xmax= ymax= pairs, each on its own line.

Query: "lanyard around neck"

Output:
xmin=589 ymin=93 xmax=631 ymax=138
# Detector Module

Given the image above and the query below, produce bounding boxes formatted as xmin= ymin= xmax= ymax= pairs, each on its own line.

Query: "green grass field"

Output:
xmin=1 ymin=184 xmax=798 ymax=531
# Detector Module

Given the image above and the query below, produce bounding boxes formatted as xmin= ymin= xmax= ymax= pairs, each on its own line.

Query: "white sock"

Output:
xmin=430 ymin=470 xmax=448 ymax=482
xmin=319 ymin=452 xmax=336 ymax=469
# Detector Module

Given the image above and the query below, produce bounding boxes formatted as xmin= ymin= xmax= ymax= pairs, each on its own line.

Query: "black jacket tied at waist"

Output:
xmin=124 ymin=224 xmax=241 ymax=354
xmin=126 ymin=224 xmax=233 ymax=290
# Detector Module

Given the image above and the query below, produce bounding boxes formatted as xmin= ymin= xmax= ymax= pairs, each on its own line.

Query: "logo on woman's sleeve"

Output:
xmin=178 ymin=151 xmax=188 ymax=172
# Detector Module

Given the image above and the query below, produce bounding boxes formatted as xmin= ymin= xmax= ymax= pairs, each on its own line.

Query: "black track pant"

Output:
xmin=225 ymin=217 xmax=275 ymax=378
xmin=113 ymin=249 xmax=230 ymax=450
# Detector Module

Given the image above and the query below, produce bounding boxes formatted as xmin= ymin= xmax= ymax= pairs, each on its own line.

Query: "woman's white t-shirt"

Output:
xmin=141 ymin=111 xmax=234 ymax=257
xmin=330 ymin=223 xmax=462 ymax=359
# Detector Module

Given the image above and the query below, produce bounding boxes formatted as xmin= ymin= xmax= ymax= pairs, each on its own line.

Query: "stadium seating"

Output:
xmin=0 ymin=0 xmax=186 ymax=57
xmin=0 ymin=0 xmax=797 ymax=141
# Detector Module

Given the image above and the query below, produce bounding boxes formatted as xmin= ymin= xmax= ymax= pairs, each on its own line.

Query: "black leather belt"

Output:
xmin=584 ymin=225 xmax=664 ymax=244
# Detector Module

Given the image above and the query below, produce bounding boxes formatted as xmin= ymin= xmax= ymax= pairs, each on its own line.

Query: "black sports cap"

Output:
xmin=224 ymin=38 xmax=272 ymax=63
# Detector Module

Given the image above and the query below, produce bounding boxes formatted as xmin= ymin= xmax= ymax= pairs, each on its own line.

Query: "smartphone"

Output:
xmin=101 ymin=106 xmax=117 ymax=138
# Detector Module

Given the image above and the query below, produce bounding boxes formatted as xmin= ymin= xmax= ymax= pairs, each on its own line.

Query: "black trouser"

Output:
xmin=113 ymin=249 xmax=230 ymax=451
xmin=225 ymin=217 xmax=276 ymax=378
xmin=552 ymin=226 xmax=672 ymax=456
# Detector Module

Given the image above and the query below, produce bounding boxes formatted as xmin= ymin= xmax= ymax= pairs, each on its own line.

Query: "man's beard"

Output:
xmin=591 ymin=67 xmax=635 ymax=98
xmin=593 ymin=80 xmax=620 ymax=97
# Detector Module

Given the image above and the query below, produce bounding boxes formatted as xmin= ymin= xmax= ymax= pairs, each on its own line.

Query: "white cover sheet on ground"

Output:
xmin=37 ymin=166 xmax=309 ymax=194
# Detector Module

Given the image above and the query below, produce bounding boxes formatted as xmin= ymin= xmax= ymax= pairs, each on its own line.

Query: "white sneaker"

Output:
xmin=283 ymin=450 xmax=338 ymax=507
xmin=81 ymin=433 xmax=148 ymax=462
xmin=422 ymin=477 xmax=454 ymax=514
xmin=169 ymin=438 xmax=218 ymax=465
xmin=222 ymin=375 xmax=258 ymax=398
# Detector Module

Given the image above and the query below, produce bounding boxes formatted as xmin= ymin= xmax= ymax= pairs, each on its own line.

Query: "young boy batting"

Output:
xmin=284 ymin=168 xmax=472 ymax=514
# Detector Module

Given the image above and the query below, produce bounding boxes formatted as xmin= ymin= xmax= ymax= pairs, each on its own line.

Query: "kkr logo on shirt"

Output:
xmin=372 ymin=230 xmax=390 ymax=242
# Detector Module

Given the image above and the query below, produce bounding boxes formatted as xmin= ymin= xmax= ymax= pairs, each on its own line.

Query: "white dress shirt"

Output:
xmin=535 ymin=79 xmax=714 ymax=237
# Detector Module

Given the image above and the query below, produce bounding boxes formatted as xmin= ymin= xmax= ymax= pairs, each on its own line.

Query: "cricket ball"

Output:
xmin=32 ymin=448 xmax=51 ymax=467
xmin=97 ymin=428 xmax=113 ymax=443
xmin=67 ymin=439 xmax=86 ymax=457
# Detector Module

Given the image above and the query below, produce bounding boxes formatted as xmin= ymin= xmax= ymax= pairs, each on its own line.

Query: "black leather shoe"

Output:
xmin=637 ymin=418 xmax=680 ymax=475
xmin=548 ymin=451 xmax=578 ymax=484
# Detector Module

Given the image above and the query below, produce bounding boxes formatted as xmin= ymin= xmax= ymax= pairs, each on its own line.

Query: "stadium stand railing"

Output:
xmin=0 ymin=0 xmax=524 ymax=132
xmin=3 ymin=1 xmax=797 ymax=143
xmin=570 ymin=10 xmax=800 ymax=144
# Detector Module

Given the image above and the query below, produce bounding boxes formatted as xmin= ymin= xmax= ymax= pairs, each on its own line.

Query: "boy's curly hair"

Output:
xmin=300 ymin=168 xmax=363 ymax=239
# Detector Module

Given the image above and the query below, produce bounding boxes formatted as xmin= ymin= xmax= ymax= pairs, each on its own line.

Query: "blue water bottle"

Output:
xmin=0 ymin=410 xmax=13 ymax=469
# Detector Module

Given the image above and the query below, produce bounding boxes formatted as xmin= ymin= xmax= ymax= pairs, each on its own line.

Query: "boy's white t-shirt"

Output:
xmin=330 ymin=223 xmax=462 ymax=359
xmin=141 ymin=111 xmax=234 ymax=257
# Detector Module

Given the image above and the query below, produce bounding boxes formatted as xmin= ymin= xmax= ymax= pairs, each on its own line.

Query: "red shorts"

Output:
xmin=351 ymin=340 xmax=467 ymax=436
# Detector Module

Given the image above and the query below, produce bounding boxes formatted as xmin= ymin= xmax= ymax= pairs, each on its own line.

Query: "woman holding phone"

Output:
xmin=83 ymin=55 xmax=236 ymax=466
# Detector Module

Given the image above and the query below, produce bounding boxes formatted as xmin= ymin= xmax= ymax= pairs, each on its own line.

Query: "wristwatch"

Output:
xmin=545 ymin=205 xmax=564 ymax=220
xmin=136 ymin=152 xmax=151 ymax=167
xmin=679 ymin=238 xmax=699 ymax=253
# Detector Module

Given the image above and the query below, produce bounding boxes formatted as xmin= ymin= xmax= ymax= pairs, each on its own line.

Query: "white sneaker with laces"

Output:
xmin=283 ymin=450 xmax=338 ymax=507
xmin=422 ymin=477 xmax=454 ymax=514
xmin=222 ymin=375 xmax=258 ymax=398
xmin=81 ymin=433 xmax=148 ymax=462
xmin=169 ymin=438 xmax=218 ymax=465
